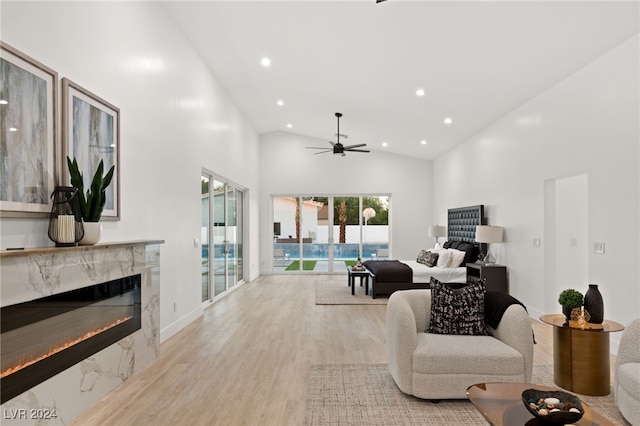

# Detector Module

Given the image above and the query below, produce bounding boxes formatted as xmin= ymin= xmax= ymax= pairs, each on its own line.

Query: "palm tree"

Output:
xmin=295 ymin=199 xmax=301 ymax=243
xmin=339 ymin=200 xmax=347 ymax=243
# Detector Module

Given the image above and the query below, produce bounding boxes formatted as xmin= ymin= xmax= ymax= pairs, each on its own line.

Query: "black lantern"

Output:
xmin=48 ymin=186 xmax=84 ymax=247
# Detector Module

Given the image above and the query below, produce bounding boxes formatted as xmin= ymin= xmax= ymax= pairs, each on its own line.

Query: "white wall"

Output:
xmin=554 ymin=174 xmax=589 ymax=296
xmin=0 ymin=2 xmax=261 ymax=342
xmin=434 ymin=35 xmax=640 ymax=334
xmin=259 ymin=131 xmax=433 ymax=274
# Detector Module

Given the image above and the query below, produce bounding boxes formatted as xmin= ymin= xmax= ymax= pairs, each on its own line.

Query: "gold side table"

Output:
xmin=540 ymin=314 xmax=624 ymax=396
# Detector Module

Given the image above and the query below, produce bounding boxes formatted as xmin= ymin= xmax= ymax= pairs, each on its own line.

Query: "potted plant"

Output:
xmin=67 ymin=156 xmax=115 ymax=245
xmin=558 ymin=288 xmax=584 ymax=322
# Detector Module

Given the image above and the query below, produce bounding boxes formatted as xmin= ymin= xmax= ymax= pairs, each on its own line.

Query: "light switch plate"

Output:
xmin=533 ymin=238 xmax=541 ymax=247
xmin=593 ymin=242 xmax=605 ymax=254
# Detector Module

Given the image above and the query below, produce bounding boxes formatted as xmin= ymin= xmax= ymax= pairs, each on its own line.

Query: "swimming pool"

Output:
xmin=273 ymin=243 xmax=388 ymax=259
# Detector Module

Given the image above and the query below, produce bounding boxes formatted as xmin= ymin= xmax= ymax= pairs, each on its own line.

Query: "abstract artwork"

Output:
xmin=0 ymin=42 xmax=57 ymax=217
xmin=62 ymin=78 xmax=120 ymax=220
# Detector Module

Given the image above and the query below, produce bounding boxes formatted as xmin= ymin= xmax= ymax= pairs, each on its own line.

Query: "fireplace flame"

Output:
xmin=0 ymin=316 xmax=132 ymax=379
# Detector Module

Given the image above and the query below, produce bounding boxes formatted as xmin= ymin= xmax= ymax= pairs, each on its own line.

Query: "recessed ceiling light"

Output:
xmin=277 ymin=100 xmax=284 ymax=106
xmin=421 ymin=140 xmax=427 ymax=145
xmin=9 ymin=127 xmax=18 ymax=132
xmin=444 ymin=117 xmax=453 ymax=125
xmin=415 ymin=89 xmax=425 ymax=97
xmin=260 ymin=57 xmax=271 ymax=67
xmin=286 ymin=123 xmax=292 ymax=128
xmin=382 ymin=142 xmax=388 ymax=147
xmin=0 ymin=100 xmax=8 ymax=105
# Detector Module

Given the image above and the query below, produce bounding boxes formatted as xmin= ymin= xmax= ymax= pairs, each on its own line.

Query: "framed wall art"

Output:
xmin=0 ymin=42 xmax=58 ymax=217
xmin=62 ymin=78 xmax=120 ymax=220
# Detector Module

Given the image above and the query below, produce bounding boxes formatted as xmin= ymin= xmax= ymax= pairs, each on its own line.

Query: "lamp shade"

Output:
xmin=475 ymin=225 xmax=504 ymax=243
xmin=428 ymin=225 xmax=446 ymax=238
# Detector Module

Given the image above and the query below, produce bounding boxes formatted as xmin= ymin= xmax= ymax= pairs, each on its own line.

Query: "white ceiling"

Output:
xmin=162 ymin=1 xmax=639 ymax=160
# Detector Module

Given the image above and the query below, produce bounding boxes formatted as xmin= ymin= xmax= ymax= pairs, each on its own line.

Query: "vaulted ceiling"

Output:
xmin=163 ymin=1 xmax=639 ymax=160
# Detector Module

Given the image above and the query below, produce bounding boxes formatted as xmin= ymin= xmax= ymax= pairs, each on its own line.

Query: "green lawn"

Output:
xmin=285 ymin=260 xmax=317 ymax=271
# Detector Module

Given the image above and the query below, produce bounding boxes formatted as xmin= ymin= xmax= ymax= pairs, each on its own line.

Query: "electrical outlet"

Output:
xmin=593 ymin=242 xmax=605 ymax=254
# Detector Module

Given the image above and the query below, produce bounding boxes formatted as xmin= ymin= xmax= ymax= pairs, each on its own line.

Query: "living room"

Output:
xmin=1 ymin=1 xmax=638 ymax=424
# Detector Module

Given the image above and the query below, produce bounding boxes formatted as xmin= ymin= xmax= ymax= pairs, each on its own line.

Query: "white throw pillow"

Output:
xmin=436 ymin=249 xmax=452 ymax=268
xmin=448 ymin=249 xmax=466 ymax=268
xmin=433 ymin=243 xmax=442 ymax=250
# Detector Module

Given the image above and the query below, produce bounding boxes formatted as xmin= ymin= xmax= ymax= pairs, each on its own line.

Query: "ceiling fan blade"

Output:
xmin=345 ymin=149 xmax=370 ymax=153
xmin=306 ymin=146 xmax=331 ymax=150
xmin=313 ymin=149 xmax=333 ymax=155
xmin=343 ymin=143 xmax=367 ymax=150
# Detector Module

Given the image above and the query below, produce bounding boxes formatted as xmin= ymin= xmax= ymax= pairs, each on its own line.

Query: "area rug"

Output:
xmin=303 ymin=364 xmax=626 ymax=425
xmin=315 ymin=278 xmax=387 ymax=305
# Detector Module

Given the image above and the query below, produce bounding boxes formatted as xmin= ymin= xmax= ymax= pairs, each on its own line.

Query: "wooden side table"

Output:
xmin=540 ymin=314 xmax=624 ymax=396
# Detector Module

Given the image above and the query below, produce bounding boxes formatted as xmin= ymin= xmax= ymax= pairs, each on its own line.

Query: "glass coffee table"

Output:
xmin=466 ymin=382 xmax=614 ymax=425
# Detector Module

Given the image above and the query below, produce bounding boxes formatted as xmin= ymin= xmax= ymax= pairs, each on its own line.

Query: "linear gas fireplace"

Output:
xmin=1 ymin=274 xmax=141 ymax=404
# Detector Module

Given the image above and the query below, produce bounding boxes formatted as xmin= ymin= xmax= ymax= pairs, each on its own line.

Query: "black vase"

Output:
xmin=562 ymin=305 xmax=574 ymax=324
xmin=584 ymin=284 xmax=604 ymax=324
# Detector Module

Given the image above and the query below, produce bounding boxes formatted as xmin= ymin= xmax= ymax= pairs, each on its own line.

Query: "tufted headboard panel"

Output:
xmin=447 ymin=205 xmax=485 ymax=243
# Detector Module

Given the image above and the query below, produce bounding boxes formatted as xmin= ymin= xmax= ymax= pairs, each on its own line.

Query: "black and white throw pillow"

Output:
xmin=428 ymin=277 xmax=489 ymax=335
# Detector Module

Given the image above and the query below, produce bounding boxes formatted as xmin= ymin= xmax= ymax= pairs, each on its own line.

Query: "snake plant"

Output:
xmin=67 ymin=156 xmax=115 ymax=222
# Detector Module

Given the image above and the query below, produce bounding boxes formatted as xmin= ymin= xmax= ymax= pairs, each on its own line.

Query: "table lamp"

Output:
xmin=428 ymin=225 xmax=446 ymax=245
xmin=475 ymin=225 xmax=504 ymax=265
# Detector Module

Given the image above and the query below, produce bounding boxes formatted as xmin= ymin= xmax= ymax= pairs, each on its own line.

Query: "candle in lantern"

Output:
xmin=57 ymin=215 xmax=75 ymax=243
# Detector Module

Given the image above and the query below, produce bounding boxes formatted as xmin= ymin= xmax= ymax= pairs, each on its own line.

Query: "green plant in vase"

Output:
xmin=67 ymin=157 xmax=115 ymax=245
xmin=558 ymin=288 xmax=584 ymax=322
xmin=67 ymin=156 xmax=115 ymax=222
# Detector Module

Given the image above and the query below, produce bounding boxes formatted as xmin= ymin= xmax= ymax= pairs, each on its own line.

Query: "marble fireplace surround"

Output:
xmin=0 ymin=240 xmax=162 ymax=425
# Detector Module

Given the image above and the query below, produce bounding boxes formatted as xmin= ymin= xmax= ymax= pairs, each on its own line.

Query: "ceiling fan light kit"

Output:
xmin=306 ymin=112 xmax=370 ymax=157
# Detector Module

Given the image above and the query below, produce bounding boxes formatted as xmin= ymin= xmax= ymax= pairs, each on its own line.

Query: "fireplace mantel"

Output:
xmin=0 ymin=240 xmax=163 ymax=425
xmin=0 ymin=239 xmax=165 ymax=258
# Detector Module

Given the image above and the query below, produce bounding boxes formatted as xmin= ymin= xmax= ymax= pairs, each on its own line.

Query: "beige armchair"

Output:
xmin=386 ymin=289 xmax=533 ymax=400
xmin=615 ymin=318 xmax=640 ymax=425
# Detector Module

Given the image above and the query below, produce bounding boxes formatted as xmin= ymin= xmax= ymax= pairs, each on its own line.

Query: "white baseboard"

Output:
xmin=160 ymin=305 xmax=203 ymax=343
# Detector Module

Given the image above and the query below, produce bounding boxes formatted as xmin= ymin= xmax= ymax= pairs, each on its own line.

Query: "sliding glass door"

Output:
xmin=272 ymin=195 xmax=389 ymax=273
xmin=202 ymin=173 xmax=245 ymax=301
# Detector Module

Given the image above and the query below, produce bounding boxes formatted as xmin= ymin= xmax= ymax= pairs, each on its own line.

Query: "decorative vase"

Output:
xmin=79 ymin=222 xmax=101 ymax=245
xmin=562 ymin=305 xmax=573 ymax=324
xmin=583 ymin=284 xmax=604 ymax=324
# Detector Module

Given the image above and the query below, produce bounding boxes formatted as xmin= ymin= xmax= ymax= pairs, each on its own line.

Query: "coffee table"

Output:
xmin=466 ymin=382 xmax=615 ymax=425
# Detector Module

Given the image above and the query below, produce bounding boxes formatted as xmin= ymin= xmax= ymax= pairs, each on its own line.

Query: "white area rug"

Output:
xmin=315 ymin=277 xmax=387 ymax=305
xmin=304 ymin=364 xmax=626 ymax=425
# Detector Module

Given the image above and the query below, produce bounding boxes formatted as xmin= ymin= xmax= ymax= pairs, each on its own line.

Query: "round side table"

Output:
xmin=540 ymin=314 xmax=624 ymax=396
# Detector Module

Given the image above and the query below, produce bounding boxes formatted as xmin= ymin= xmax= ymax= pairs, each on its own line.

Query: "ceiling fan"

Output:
xmin=306 ymin=113 xmax=370 ymax=157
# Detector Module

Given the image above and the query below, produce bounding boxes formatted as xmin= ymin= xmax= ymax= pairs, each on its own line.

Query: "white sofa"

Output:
xmin=386 ymin=289 xmax=534 ymax=400
xmin=615 ymin=318 xmax=640 ymax=426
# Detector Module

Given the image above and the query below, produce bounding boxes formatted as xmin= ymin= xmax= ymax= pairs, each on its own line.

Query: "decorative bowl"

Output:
xmin=521 ymin=389 xmax=584 ymax=424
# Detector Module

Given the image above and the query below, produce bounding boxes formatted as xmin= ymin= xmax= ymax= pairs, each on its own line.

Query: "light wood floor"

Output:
xmin=71 ymin=274 xmax=614 ymax=426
